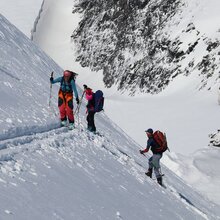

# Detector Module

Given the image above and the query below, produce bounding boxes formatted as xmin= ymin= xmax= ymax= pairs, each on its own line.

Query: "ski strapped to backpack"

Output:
xmin=153 ymin=130 xmax=169 ymax=153
xmin=74 ymin=90 xmax=85 ymax=116
xmin=94 ymin=90 xmax=104 ymax=112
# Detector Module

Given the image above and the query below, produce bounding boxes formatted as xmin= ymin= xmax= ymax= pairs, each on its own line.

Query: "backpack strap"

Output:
xmin=60 ymin=77 xmax=73 ymax=93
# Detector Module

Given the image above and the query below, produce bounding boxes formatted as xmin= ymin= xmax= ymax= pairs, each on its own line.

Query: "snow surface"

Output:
xmin=1 ymin=0 xmax=220 ymax=218
xmin=2 ymin=14 xmax=220 ymax=219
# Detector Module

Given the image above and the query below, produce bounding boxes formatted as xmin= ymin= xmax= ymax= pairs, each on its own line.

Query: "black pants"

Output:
xmin=87 ymin=111 xmax=96 ymax=132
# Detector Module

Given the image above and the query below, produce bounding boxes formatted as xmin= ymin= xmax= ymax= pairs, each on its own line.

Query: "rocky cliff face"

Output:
xmin=72 ymin=0 xmax=220 ymax=94
xmin=209 ymin=130 xmax=220 ymax=147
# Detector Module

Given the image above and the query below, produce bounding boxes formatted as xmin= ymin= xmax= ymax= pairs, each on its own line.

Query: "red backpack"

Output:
xmin=153 ymin=130 xmax=168 ymax=153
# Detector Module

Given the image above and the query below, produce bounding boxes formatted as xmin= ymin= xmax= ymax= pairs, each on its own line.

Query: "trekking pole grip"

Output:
xmin=49 ymin=71 xmax=54 ymax=107
xmin=50 ymin=71 xmax=54 ymax=85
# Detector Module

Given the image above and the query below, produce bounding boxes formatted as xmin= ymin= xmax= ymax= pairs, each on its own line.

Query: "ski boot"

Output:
xmin=68 ymin=123 xmax=75 ymax=130
xmin=145 ymin=168 xmax=152 ymax=178
xmin=87 ymin=126 xmax=96 ymax=133
xmin=87 ymin=126 xmax=93 ymax=132
xmin=157 ymin=176 xmax=163 ymax=186
xmin=61 ymin=120 xmax=67 ymax=127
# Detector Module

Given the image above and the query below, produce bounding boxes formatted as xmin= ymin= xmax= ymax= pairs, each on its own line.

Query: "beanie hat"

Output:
xmin=85 ymin=88 xmax=93 ymax=101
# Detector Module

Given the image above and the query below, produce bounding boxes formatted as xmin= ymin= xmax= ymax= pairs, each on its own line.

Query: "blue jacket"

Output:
xmin=51 ymin=77 xmax=79 ymax=99
xmin=146 ymin=137 xmax=162 ymax=154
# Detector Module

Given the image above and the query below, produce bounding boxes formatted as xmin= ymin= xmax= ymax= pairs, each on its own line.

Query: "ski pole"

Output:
xmin=75 ymin=90 xmax=85 ymax=116
xmin=76 ymin=91 xmax=85 ymax=128
xmin=49 ymin=71 xmax=53 ymax=107
xmin=140 ymin=152 xmax=147 ymax=157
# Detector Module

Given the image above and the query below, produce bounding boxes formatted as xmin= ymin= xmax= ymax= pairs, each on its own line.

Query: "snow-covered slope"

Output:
xmin=1 ymin=14 xmax=220 ymax=219
xmin=0 ymin=14 xmax=62 ymax=140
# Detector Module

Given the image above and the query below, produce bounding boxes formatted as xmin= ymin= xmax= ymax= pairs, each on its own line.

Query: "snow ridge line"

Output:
xmin=0 ymin=126 xmax=68 ymax=151
xmin=0 ymin=123 xmax=61 ymax=143
xmin=0 ymin=126 xmax=77 ymax=164
xmin=30 ymin=0 xmax=45 ymax=40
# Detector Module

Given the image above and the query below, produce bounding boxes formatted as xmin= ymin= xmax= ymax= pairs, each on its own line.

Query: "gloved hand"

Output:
xmin=50 ymin=77 xmax=53 ymax=82
xmin=76 ymin=97 xmax=79 ymax=105
xmin=140 ymin=149 xmax=148 ymax=154
xmin=139 ymin=150 xmax=144 ymax=154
